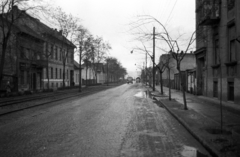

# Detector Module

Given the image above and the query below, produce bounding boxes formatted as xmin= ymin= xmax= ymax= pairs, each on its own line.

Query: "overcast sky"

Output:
xmin=51 ymin=0 xmax=196 ymax=78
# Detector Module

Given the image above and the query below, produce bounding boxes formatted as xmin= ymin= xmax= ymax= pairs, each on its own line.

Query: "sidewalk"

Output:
xmin=152 ymin=85 xmax=240 ymax=157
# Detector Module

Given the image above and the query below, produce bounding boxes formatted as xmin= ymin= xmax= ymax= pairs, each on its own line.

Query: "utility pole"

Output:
xmin=79 ymin=41 xmax=82 ymax=92
xmin=153 ymin=27 xmax=156 ymax=91
xmin=107 ymin=58 xmax=109 ymax=86
xmin=145 ymin=51 xmax=147 ymax=86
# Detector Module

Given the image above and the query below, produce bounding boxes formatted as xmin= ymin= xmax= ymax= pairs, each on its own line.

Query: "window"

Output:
xmin=228 ymin=82 xmax=234 ymax=101
xmin=51 ymin=67 xmax=53 ymax=79
xmin=51 ymin=44 xmax=54 ymax=59
xmin=20 ymin=47 xmax=24 ymax=59
xmin=27 ymin=71 xmax=30 ymax=83
xmin=55 ymin=46 xmax=58 ymax=60
xmin=52 ymin=83 xmax=54 ymax=87
xmin=32 ymin=50 xmax=37 ymax=60
xmin=214 ymin=39 xmax=219 ymax=64
xmin=60 ymin=69 xmax=62 ymax=79
xmin=228 ymin=25 xmax=236 ymax=62
xmin=20 ymin=70 xmax=24 ymax=84
xmin=45 ymin=43 xmax=48 ymax=54
xmin=228 ymin=0 xmax=235 ymax=11
xmin=25 ymin=48 xmax=30 ymax=59
xmin=213 ymin=81 xmax=218 ymax=98
xmin=229 ymin=40 xmax=235 ymax=61
xmin=67 ymin=70 xmax=69 ymax=79
xmin=60 ymin=49 xmax=62 ymax=61
xmin=65 ymin=52 xmax=68 ymax=63
xmin=36 ymin=51 xmax=40 ymax=60
xmin=45 ymin=69 xmax=47 ymax=79
xmin=56 ymin=68 xmax=58 ymax=79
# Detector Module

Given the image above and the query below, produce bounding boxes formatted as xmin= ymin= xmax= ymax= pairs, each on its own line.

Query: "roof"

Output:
xmin=92 ymin=63 xmax=105 ymax=72
xmin=10 ymin=6 xmax=76 ymax=48
xmin=74 ymin=60 xmax=79 ymax=69
xmin=17 ymin=24 xmax=44 ymax=41
xmin=74 ymin=60 xmax=85 ymax=69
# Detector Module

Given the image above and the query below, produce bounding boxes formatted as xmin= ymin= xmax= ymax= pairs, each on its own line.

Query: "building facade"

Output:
xmin=0 ymin=6 xmax=75 ymax=92
xmin=93 ymin=63 xmax=106 ymax=84
xmin=41 ymin=31 xmax=75 ymax=89
xmin=195 ymin=0 xmax=240 ymax=104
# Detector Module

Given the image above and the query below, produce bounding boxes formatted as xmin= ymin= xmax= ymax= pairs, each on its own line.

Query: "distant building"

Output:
xmin=92 ymin=63 xmax=106 ymax=84
xmin=159 ymin=53 xmax=196 ymax=89
xmin=81 ymin=63 xmax=95 ymax=85
xmin=74 ymin=61 xmax=109 ymax=86
xmin=195 ymin=0 xmax=240 ymax=104
xmin=74 ymin=61 xmax=81 ymax=86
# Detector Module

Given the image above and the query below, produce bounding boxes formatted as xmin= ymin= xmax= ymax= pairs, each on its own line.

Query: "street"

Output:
xmin=0 ymin=83 xmax=210 ymax=157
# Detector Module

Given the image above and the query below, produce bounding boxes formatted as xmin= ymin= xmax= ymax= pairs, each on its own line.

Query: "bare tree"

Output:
xmin=158 ymin=52 xmax=176 ymax=100
xmin=91 ymin=37 xmax=111 ymax=84
xmin=156 ymin=58 xmax=167 ymax=95
xmin=50 ymin=7 xmax=78 ymax=87
xmin=74 ymin=25 xmax=90 ymax=92
xmin=82 ymin=36 xmax=95 ymax=86
xmin=130 ymin=15 xmax=196 ymax=110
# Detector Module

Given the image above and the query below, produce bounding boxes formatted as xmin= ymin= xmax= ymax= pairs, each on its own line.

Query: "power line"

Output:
xmin=159 ymin=0 xmax=171 ymax=21
xmin=165 ymin=0 xmax=178 ymax=25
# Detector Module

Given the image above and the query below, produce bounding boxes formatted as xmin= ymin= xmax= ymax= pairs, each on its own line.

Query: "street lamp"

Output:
xmin=130 ymin=50 xmax=148 ymax=86
xmin=130 ymin=27 xmax=156 ymax=91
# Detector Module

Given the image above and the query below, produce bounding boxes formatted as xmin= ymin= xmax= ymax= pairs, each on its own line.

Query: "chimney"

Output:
xmin=59 ymin=30 xmax=63 ymax=35
xmin=12 ymin=5 xmax=19 ymax=10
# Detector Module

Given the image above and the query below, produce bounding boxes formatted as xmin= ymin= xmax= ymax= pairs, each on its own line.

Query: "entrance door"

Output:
xmin=197 ymin=57 xmax=205 ymax=95
xmin=70 ymin=70 xmax=74 ymax=86
xmin=33 ymin=73 xmax=37 ymax=90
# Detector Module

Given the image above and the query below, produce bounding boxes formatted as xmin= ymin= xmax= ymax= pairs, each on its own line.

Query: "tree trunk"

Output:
xmin=168 ymin=68 xmax=171 ymax=101
xmin=47 ymin=62 xmax=50 ymax=90
xmin=79 ymin=47 xmax=82 ymax=92
xmin=63 ymin=63 xmax=66 ymax=87
xmin=160 ymin=71 xmax=163 ymax=95
xmin=29 ymin=64 xmax=32 ymax=90
xmin=95 ymin=72 xmax=98 ymax=84
xmin=107 ymin=61 xmax=109 ymax=86
xmin=85 ymin=67 xmax=88 ymax=86
xmin=0 ymin=40 xmax=8 ymax=88
xmin=178 ymin=68 xmax=187 ymax=110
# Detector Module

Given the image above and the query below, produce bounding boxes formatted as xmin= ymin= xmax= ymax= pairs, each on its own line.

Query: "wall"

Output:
xmin=160 ymin=54 xmax=196 ymax=81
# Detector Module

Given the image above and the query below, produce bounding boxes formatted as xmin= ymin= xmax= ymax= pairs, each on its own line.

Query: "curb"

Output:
xmin=158 ymin=99 xmax=220 ymax=157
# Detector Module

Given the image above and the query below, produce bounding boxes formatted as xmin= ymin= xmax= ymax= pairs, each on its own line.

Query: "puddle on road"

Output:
xmin=134 ymin=91 xmax=149 ymax=98
xmin=180 ymin=146 xmax=208 ymax=157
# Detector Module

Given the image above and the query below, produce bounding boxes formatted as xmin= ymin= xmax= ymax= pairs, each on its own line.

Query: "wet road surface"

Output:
xmin=0 ymin=83 xmax=211 ymax=157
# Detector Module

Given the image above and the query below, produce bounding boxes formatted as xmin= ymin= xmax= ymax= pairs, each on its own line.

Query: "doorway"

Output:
xmin=197 ymin=57 xmax=205 ymax=95
xmin=32 ymin=73 xmax=37 ymax=90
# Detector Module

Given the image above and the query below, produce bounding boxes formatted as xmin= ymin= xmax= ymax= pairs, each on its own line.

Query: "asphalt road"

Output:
xmin=0 ymin=83 xmax=211 ymax=157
